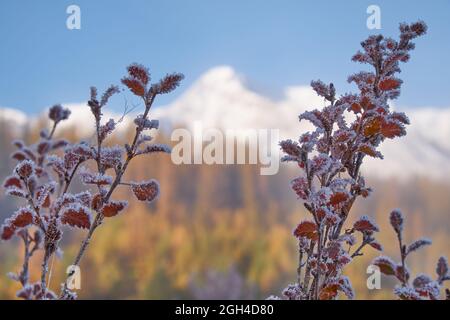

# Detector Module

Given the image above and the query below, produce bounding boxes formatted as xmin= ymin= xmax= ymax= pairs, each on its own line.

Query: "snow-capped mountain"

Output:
xmin=1 ymin=66 xmax=449 ymax=181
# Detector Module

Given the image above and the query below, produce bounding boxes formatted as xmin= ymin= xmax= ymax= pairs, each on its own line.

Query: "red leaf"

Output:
xmin=369 ymin=241 xmax=383 ymax=251
xmin=436 ymin=257 xmax=449 ymax=279
xmin=379 ymin=78 xmax=401 ymax=91
xmin=381 ymin=120 xmax=404 ymax=138
xmin=131 ymin=180 xmax=160 ymax=202
xmin=10 ymin=208 xmax=34 ymax=228
xmin=293 ymin=221 xmax=318 ymax=241
xmin=372 ymin=256 xmax=396 ymax=275
xmin=353 ymin=215 xmax=379 ymax=233
xmin=363 ymin=116 xmax=382 ymax=137
xmin=91 ymin=194 xmax=103 ymax=211
xmin=60 ymin=205 xmax=91 ymax=229
xmin=122 ymin=78 xmax=145 ymax=97
xmin=358 ymin=144 xmax=382 ymax=158
xmin=319 ymin=283 xmax=340 ymax=300
xmin=329 ymin=192 xmax=348 ymax=207
xmin=3 ymin=176 xmax=22 ymax=189
xmin=1 ymin=224 xmax=16 ymax=241
xmin=350 ymin=102 xmax=362 ymax=113
xmin=395 ymin=265 xmax=410 ymax=283
xmin=127 ymin=64 xmax=149 ymax=85
xmin=102 ymin=201 xmax=128 ymax=218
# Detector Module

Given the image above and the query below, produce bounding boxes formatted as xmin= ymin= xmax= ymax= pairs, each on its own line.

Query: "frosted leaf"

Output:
xmin=3 ymin=175 xmax=22 ymax=189
xmin=35 ymin=182 xmax=57 ymax=209
xmin=310 ymin=153 xmax=332 ymax=176
xmin=70 ymin=142 xmax=95 ymax=160
xmin=1 ymin=224 xmax=16 ymax=241
xmin=11 ymin=150 xmax=28 ymax=161
xmin=353 ymin=215 xmax=379 ymax=233
xmin=310 ymin=187 xmax=333 ymax=206
xmin=372 ymin=256 xmax=396 ymax=275
xmin=299 ymin=110 xmax=324 ymax=129
xmin=48 ymin=104 xmax=71 ymax=123
xmin=311 ymin=80 xmax=335 ymax=102
xmin=436 ymin=256 xmax=449 ymax=280
xmin=79 ymin=167 xmax=113 ymax=186
xmin=100 ymin=146 xmax=123 ymax=169
xmin=280 ymin=155 xmax=298 ymax=163
xmin=5 ymin=187 xmax=27 ymax=198
xmin=99 ymin=119 xmax=116 ymax=142
xmin=390 ymin=209 xmax=404 ymax=235
xmin=279 ymin=139 xmax=301 ymax=158
xmin=299 ymin=131 xmax=320 ymax=153
xmin=413 ymin=274 xmax=432 ymax=288
xmin=406 ymin=238 xmax=432 ymax=255
xmin=16 ymin=284 xmax=33 ymax=300
xmin=337 ymin=234 xmax=356 ymax=246
xmin=282 ymin=283 xmax=302 ymax=300
xmin=15 ymin=160 xmax=35 ymax=179
xmin=131 ymin=179 xmax=160 ymax=203
xmin=101 ymin=200 xmax=128 ymax=218
xmin=60 ymin=203 xmax=92 ymax=229
xmin=358 ymin=143 xmax=384 ymax=159
xmin=394 ymin=285 xmax=422 ymax=300
xmin=74 ymin=191 xmax=92 ymax=208
xmin=51 ymin=139 xmax=69 ymax=150
xmin=7 ymin=272 xmax=19 ymax=282
xmin=12 ymin=139 xmax=25 ymax=149
xmin=136 ymin=143 xmax=172 ymax=156
xmin=338 ymin=276 xmax=355 ymax=300
xmin=47 ymin=155 xmax=66 ymax=179
xmin=369 ymin=240 xmax=383 ymax=251
xmin=293 ymin=220 xmax=318 ymax=241
xmin=151 ymin=73 xmax=184 ymax=95
xmin=134 ymin=115 xmax=159 ymax=130
xmin=9 ymin=208 xmax=34 ymax=228
xmin=37 ymin=141 xmax=51 ymax=155
xmin=290 ymin=177 xmax=309 ymax=200
xmin=136 ymin=134 xmax=153 ymax=146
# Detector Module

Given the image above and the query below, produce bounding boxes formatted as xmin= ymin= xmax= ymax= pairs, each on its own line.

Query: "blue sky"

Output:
xmin=1 ymin=0 xmax=449 ymax=114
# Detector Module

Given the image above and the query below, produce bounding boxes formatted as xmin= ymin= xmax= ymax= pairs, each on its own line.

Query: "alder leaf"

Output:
xmin=3 ymin=176 xmax=22 ymax=189
xmin=406 ymin=238 xmax=432 ymax=255
xmin=1 ymin=224 xmax=16 ymax=241
xmin=372 ymin=256 xmax=396 ymax=275
xmin=381 ymin=120 xmax=405 ymax=138
xmin=102 ymin=200 xmax=128 ymax=218
xmin=293 ymin=221 xmax=318 ymax=241
xmin=9 ymin=207 xmax=34 ymax=228
xmin=60 ymin=204 xmax=91 ymax=229
xmin=436 ymin=257 xmax=449 ymax=279
xmin=353 ymin=215 xmax=379 ymax=233
xmin=131 ymin=180 xmax=160 ymax=203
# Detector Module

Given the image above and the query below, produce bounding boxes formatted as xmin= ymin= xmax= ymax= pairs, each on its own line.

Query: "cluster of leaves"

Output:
xmin=272 ymin=21 xmax=428 ymax=300
xmin=1 ymin=64 xmax=183 ymax=299
xmin=372 ymin=209 xmax=450 ymax=300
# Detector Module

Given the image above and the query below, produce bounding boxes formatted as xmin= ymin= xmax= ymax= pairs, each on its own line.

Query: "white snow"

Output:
xmin=1 ymin=65 xmax=450 ymax=182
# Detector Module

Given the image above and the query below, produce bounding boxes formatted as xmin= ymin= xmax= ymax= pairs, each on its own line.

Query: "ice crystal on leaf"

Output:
xmin=0 ymin=63 xmax=181 ymax=299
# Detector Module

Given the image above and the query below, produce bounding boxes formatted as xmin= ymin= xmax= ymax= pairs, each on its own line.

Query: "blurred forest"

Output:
xmin=0 ymin=115 xmax=449 ymax=299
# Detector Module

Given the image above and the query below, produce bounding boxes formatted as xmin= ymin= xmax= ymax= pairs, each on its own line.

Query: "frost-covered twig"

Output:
xmin=371 ymin=209 xmax=449 ymax=300
xmin=1 ymin=64 xmax=183 ymax=299
xmin=273 ymin=21 xmax=428 ymax=300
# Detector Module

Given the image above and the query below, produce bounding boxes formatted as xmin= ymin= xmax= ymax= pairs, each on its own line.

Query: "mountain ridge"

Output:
xmin=1 ymin=66 xmax=449 ymax=181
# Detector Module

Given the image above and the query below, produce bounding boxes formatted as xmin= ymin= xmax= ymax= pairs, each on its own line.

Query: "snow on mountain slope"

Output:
xmin=1 ymin=66 xmax=449 ymax=181
xmin=0 ymin=108 xmax=28 ymax=135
